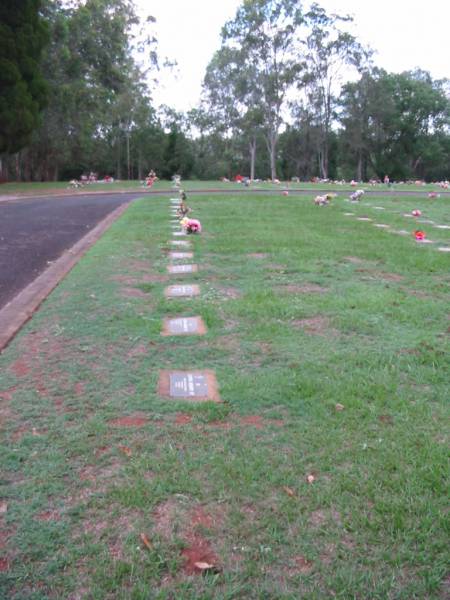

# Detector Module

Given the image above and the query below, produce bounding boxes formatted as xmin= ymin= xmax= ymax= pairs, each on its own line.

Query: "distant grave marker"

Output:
xmin=434 ymin=224 xmax=450 ymax=230
xmin=389 ymin=229 xmax=409 ymax=235
xmin=158 ymin=370 xmax=220 ymax=402
xmin=173 ymin=231 xmax=187 ymax=236
xmin=171 ymin=240 xmax=191 ymax=247
xmin=170 ymin=251 xmax=193 ymax=260
xmin=344 ymin=212 xmax=354 ymax=216
xmin=165 ymin=284 xmax=200 ymax=298
xmin=374 ymin=223 xmax=390 ymax=228
xmin=161 ymin=316 xmax=207 ymax=336
xmin=438 ymin=247 xmax=450 ymax=252
xmin=167 ymin=264 xmax=198 ymax=274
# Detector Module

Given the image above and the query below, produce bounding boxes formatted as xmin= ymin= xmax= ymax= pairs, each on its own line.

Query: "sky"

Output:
xmin=137 ymin=0 xmax=450 ymax=112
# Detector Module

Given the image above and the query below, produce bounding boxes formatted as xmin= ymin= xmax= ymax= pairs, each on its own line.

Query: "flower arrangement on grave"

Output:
xmin=180 ymin=217 xmax=202 ymax=234
xmin=314 ymin=194 xmax=329 ymax=206
xmin=414 ymin=230 xmax=426 ymax=241
xmin=349 ymin=189 xmax=365 ymax=202
xmin=428 ymin=192 xmax=439 ymax=199
xmin=177 ymin=201 xmax=191 ymax=218
xmin=411 ymin=209 xmax=422 ymax=217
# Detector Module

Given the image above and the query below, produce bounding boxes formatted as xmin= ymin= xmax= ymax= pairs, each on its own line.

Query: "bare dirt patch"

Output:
xmin=120 ymin=287 xmax=149 ymax=298
xmin=217 ymin=286 xmax=242 ymax=300
xmin=111 ymin=275 xmax=140 ymax=285
xmin=153 ymin=499 xmax=222 ymax=575
xmin=74 ymin=382 xmax=86 ymax=396
xmin=0 ymin=386 xmax=17 ymax=402
xmin=108 ymin=413 xmax=149 ymax=428
xmin=247 ymin=253 xmax=268 ymax=259
xmin=121 ymin=259 xmax=151 ymax=272
xmin=356 ymin=268 xmax=404 ymax=282
xmin=36 ymin=509 xmax=61 ymax=522
xmin=379 ymin=414 xmax=394 ymax=425
xmin=344 ymin=256 xmax=365 ymax=264
xmin=181 ymin=534 xmax=219 ymax=575
xmin=0 ymin=557 xmax=9 ymax=572
xmin=291 ymin=316 xmax=338 ymax=336
xmin=309 ymin=509 xmax=341 ymax=528
xmin=289 ymin=555 xmax=314 ymax=575
xmin=126 ymin=343 xmax=149 ymax=359
xmin=175 ymin=413 xmax=193 ymax=425
xmin=280 ymin=284 xmax=328 ymax=294
xmin=9 ymin=358 xmax=30 ymax=377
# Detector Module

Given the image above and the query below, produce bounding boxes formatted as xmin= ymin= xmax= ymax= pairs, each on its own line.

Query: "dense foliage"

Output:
xmin=0 ymin=0 xmax=49 ymax=155
xmin=0 ymin=0 xmax=449 ymax=182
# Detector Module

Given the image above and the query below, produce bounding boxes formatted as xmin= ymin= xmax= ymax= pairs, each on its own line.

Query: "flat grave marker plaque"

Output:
xmin=374 ymin=223 xmax=390 ymax=228
xmin=171 ymin=240 xmax=191 ymax=247
xmin=158 ymin=370 xmax=220 ymax=402
xmin=356 ymin=217 xmax=372 ymax=221
xmin=170 ymin=251 xmax=194 ymax=260
xmin=373 ymin=206 xmax=385 ymax=210
xmin=173 ymin=231 xmax=187 ymax=236
xmin=161 ymin=316 xmax=207 ymax=336
xmin=438 ymin=247 xmax=450 ymax=252
xmin=165 ymin=284 xmax=200 ymax=298
xmin=434 ymin=224 xmax=450 ymax=230
xmin=343 ymin=212 xmax=354 ymax=216
xmin=167 ymin=264 xmax=198 ymax=274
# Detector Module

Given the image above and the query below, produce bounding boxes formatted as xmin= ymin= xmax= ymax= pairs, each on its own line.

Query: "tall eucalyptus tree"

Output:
xmin=205 ymin=0 xmax=304 ymax=181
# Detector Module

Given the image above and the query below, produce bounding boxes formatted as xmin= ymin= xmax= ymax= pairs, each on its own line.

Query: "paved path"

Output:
xmin=0 ymin=192 xmax=142 ymax=310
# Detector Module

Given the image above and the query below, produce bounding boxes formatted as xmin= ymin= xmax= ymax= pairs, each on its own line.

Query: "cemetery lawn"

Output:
xmin=1 ymin=179 xmax=449 ymax=196
xmin=0 ymin=193 xmax=449 ymax=599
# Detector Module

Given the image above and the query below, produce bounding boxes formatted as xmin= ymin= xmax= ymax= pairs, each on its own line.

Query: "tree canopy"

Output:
xmin=0 ymin=0 xmax=49 ymax=154
xmin=1 ymin=0 xmax=449 ymax=183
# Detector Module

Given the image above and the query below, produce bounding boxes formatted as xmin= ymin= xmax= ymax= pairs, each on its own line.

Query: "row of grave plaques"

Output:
xmin=159 ymin=198 xmax=220 ymax=402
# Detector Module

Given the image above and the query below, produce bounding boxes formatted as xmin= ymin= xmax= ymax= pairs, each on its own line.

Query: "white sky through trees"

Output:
xmin=138 ymin=0 xmax=450 ymax=112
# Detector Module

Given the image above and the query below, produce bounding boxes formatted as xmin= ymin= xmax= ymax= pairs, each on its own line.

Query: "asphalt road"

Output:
xmin=0 ymin=193 xmax=143 ymax=310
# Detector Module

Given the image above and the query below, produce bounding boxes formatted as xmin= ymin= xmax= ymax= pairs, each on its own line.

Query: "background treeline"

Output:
xmin=1 ymin=0 xmax=449 ymax=183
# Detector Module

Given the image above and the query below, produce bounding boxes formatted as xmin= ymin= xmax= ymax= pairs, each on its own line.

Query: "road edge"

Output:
xmin=0 ymin=201 xmax=131 ymax=354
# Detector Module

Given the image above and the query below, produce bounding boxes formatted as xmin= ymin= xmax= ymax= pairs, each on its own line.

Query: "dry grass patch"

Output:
xmin=279 ymin=284 xmax=328 ymax=294
xmin=292 ymin=316 xmax=338 ymax=337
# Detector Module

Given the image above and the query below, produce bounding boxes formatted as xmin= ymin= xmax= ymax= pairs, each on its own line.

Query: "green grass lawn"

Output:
xmin=0 ymin=193 xmax=448 ymax=599
xmin=1 ymin=178 xmax=449 ymax=196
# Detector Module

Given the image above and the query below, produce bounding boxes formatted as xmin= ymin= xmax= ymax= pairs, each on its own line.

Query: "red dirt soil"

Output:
xmin=109 ymin=414 xmax=149 ymax=428
xmin=181 ymin=534 xmax=219 ymax=575
xmin=175 ymin=413 xmax=193 ymax=425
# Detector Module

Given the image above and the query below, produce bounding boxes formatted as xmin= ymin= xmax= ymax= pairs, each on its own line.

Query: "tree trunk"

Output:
xmin=116 ymin=137 xmax=121 ymax=180
xmin=15 ymin=153 xmax=22 ymax=181
xmin=249 ymin=137 xmax=256 ymax=180
xmin=265 ymin=131 xmax=278 ymax=181
xmin=357 ymin=151 xmax=362 ymax=181
xmin=138 ymin=148 xmax=142 ymax=181
xmin=126 ymin=132 xmax=131 ymax=180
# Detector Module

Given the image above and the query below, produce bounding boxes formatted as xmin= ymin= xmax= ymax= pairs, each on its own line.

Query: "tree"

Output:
xmin=339 ymin=69 xmax=450 ymax=180
xmin=0 ymin=0 xmax=49 ymax=161
xmin=297 ymin=3 xmax=368 ymax=179
xmin=6 ymin=0 xmax=162 ymax=181
xmin=203 ymin=45 xmax=265 ymax=180
xmin=210 ymin=0 xmax=303 ymax=180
